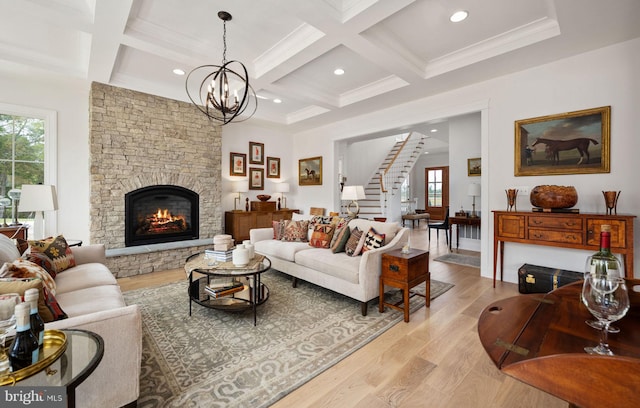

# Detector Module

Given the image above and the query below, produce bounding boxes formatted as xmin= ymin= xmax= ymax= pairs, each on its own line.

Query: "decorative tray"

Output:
xmin=0 ymin=329 xmax=67 ymax=385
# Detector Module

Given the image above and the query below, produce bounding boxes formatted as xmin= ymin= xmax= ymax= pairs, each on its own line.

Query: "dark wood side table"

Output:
xmin=0 ymin=225 xmax=29 ymax=240
xmin=448 ymin=216 xmax=480 ymax=251
xmin=379 ymin=248 xmax=430 ymax=322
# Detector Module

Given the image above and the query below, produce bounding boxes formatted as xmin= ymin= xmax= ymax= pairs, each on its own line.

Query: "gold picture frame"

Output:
xmin=249 ymin=167 xmax=264 ymax=190
xmin=515 ymin=106 xmax=610 ymax=176
xmin=467 ymin=158 xmax=481 ymax=176
xmin=249 ymin=141 xmax=264 ymax=165
xmin=266 ymin=157 xmax=280 ymax=178
xmin=230 ymin=152 xmax=246 ymax=176
xmin=298 ymin=156 xmax=322 ymax=186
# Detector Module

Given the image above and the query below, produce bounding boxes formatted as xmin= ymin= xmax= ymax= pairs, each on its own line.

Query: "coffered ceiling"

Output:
xmin=2 ymin=0 xmax=639 ymax=137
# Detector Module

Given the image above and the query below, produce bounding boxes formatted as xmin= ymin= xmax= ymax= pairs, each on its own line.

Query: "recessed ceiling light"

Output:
xmin=256 ymin=94 xmax=269 ymax=100
xmin=334 ymin=68 xmax=345 ymax=76
xmin=273 ymin=98 xmax=282 ymax=104
xmin=430 ymin=128 xmax=438 ymax=133
xmin=450 ymin=10 xmax=468 ymax=23
xmin=172 ymin=68 xmax=185 ymax=75
xmin=424 ymin=151 xmax=429 ymax=155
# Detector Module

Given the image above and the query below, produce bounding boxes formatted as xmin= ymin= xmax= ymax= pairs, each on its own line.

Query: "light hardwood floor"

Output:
xmin=117 ymin=226 xmax=568 ymax=408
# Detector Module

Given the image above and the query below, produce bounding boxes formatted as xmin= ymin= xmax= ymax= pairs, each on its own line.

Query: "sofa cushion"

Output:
xmin=281 ymin=220 xmax=309 ymax=242
xmin=309 ymin=224 xmax=335 ymax=248
xmin=54 ymin=263 xmax=118 ymax=294
xmin=347 ymin=219 xmax=399 ymax=245
xmin=345 ymin=227 xmax=365 ymax=257
xmin=330 ymin=224 xmax=351 ymax=253
xmin=362 ymin=227 xmax=386 ymax=252
xmin=28 ymin=235 xmax=76 ymax=275
xmin=0 ymin=234 xmax=20 ymax=264
xmin=0 ymin=258 xmax=57 ymax=295
xmin=294 ymin=249 xmax=361 ymax=284
xmin=55 ymin=285 xmax=126 ymax=318
xmin=254 ymin=240 xmax=311 ymax=262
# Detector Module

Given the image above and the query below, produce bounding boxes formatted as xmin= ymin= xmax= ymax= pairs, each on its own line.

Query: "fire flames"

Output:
xmin=135 ymin=208 xmax=188 ymax=235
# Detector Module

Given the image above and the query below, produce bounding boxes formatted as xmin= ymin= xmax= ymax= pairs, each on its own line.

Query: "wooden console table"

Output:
xmin=225 ymin=209 xmax=298 ymax=242
xmin=449 ymin=216 xmax=480 ymax=250
xmin=478 ymin=280 xmax=640 ymax=408
xmin=493 ymin=211 xmax=635 ymax=287
xmin=0 ymin=225 xmax=29 ymax=240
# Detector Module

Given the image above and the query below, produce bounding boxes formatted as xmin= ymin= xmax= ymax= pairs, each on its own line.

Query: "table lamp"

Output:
xmin=275 ymin=182 xmax=289 ymax=210
xmin=0 ymin=197 xmax=11 ymax=227
xmin=234 ymin=181 xmax=248 ymax=211
xmin=18 ymin=184 xmax=58 ymax=239
xmin=7 ymin=189 xmax=22 ymax=226
xmin=341 ymin=185 xmax=365 ymax=218
xmin=468 ymin=183 xmax=481 ymax=218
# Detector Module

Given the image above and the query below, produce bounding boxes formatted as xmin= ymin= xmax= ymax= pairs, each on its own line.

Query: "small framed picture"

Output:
xmin=249 ymin=167 xmax=264 ymax=190
xmin=249 ymin=141 xmax=264 ymax=165
xmin=230 ymin=152 xmax=247 ymax=176
xmin=266 ymin=157 xmax=280 ymax=178
xmin=467 ymin=157 xmax=481 ymax=176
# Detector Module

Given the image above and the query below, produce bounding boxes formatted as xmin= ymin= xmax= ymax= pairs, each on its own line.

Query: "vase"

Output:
xmin=232 ymin=244 xmax=250 ymax=267
xmin=242 ymin=240 xmax=255 ymax=259
xmin=602 ymin=191 xmax=620 ymax=215
xmin=506 ymin=189 xmax=518 ymax=212
xmin=530 ymin=185 xmax=578 ymax=209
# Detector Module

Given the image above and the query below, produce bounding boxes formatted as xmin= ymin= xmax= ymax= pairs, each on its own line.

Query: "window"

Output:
xmin=427 ymin=169 xmax=443 ymax=207
xmin=0 ymin=103 xmax=57 ymax=233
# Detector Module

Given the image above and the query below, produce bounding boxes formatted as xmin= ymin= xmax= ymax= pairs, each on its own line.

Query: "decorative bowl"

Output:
xmin=530 ymin=185 xmax=578 ymax=209
xmin=256 ymin=195 xmax=271 ymax=202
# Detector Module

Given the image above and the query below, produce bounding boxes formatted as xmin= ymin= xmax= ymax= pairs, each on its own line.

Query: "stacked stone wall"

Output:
xmin=89 ymin=82 xmax=222 ymax=277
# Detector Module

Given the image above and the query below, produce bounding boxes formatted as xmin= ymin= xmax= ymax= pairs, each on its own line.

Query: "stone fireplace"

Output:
xmin=89 ymin=82 xmax=222 ymax=277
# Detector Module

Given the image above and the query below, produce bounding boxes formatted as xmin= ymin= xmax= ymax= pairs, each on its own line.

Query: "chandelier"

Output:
xmin=186 ymin=11 xmax=257 ymax=125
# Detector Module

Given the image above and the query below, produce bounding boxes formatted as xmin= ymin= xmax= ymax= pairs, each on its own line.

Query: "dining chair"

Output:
xmin=428 ymin=206 xmax=450 ymax=245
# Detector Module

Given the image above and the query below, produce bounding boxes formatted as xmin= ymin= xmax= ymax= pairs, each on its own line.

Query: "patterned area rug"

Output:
xmin=124 ymin=270 xmax=453 ymax=408
xmin=434 ymin=253 xmax=481 ymax=268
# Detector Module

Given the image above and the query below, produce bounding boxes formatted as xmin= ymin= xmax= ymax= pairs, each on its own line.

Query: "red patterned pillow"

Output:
xmin=281 ymin=220 xmax=309 ymax=242
xmin=309 ymin=224 xmax=335 ymax=248
xmin=362 ymin=227 xmax=386 ymax=252
xmin=28 ymin=235 xmax=76 ymax=275
xmin=23 ymin=251 xmax=56 ymax=278
xmin=42 ymin=285 xmax=68 ymax=321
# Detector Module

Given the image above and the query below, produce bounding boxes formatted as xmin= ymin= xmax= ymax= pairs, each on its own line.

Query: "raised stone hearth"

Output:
xmin=89 ymin=82 xmax=222 ymax=277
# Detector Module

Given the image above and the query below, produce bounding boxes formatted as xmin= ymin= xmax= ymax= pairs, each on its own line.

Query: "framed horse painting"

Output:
xmin=514 ymin=106 xmax=610 ymax=176
xmin=298 ymin=156 xmax=322 ymax=186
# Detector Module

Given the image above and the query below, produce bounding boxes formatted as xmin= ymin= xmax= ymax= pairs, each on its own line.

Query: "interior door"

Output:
xmin=425 ymin=166 xmax=449 ymax=221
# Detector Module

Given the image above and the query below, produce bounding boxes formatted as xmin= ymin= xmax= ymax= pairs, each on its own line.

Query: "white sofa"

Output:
xmin=250 ymin=218 xmax=409 ymax=315
xmin=0 ymin=236 xmax=141 ymax=408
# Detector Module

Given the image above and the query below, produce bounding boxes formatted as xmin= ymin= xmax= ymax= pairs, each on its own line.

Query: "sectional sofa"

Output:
xmin=250 ymin=217 xmax=410 ymax=315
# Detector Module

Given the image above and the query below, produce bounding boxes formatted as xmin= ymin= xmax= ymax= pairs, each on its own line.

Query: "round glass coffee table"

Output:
xmin=185 ymin=253 xmax=271 ymax=326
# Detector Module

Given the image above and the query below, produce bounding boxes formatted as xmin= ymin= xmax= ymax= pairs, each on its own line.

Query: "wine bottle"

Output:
xmin=8 ymin=303 xmax=39 ymax=371
xmin=586 ymin=224 xmax=622 ymax=278
xmin=24 ymin=288 xmax=45 ymax=348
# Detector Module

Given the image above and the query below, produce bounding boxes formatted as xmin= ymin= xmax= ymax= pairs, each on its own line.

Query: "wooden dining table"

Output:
xmin=478 ymin=279 xmax=640 ymax=408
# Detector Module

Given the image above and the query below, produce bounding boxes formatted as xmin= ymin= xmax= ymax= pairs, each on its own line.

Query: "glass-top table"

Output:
xmin=2 ymin=329 xmax=104 ymax=408
xmin=185 ymin=252 xmax=271 ymax=326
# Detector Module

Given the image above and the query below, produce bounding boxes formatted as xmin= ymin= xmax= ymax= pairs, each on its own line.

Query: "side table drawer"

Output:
xmin=381 ymin=252 xmax=428 ymax=281
xmin=528 ymin=228 xmax=583 ymax=245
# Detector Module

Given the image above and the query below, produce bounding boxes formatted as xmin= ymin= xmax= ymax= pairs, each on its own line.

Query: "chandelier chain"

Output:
xmin=222 ymin=20 xmax=227 ymax=64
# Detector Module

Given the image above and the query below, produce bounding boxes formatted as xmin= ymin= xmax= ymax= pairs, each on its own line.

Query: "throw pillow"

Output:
xmin=329 ymin=216 xmax=352 ymax=247
xmin=272 ymin=220 xmax=286 ymax=240
xmin=0 ymin=278 xmax=55 ymax=322
xmin=309 ymin=224 xmax=335 ymax=248
xmin=0 ymin=258 xmax=57 ymax=295
xmin=23 ymin=252 xmax=56 ymax=279
xmin=0 ymin=234 xmax=20 ymax=264
xmin=16 ymin=238 xmax=29 ymax=256
xmin=330 ymin=224 xmax=351 ymax=253
xmin=281 ymin=220 xmax=309 ymax=242
xmin=28 ymin=235 xmax=76 ymax=275
xmin=362 ymin=227 xmax=386 ymax=252
xmin=345 ymin=227 xmax=365 ymax=257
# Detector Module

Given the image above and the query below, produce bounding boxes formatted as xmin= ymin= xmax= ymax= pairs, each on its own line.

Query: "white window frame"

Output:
xmin=0 ymin=102 xmax=58 ymax=235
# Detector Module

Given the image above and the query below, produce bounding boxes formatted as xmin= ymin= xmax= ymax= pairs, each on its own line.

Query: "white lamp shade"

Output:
xmin=341 ymin=185 xmax=366 ymax=201
xmin=275 ymin=183 xmax=290 ymax=193
xmin=18 ymin=185 xmax=58 ymax=212
xmin=467 ymin=183 xmax=481 ymax=197
xmin=234 ymin=181 xmax=248 ymax=193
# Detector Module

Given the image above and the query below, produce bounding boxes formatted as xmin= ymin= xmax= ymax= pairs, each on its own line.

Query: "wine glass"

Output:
xmin=581 ymin=274 xmax=630 ymax=355
xmin=584 ymin=254 xmax=624 ymax=333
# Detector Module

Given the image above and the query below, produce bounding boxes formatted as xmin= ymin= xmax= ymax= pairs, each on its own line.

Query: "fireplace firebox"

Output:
xmin=125 ymin=185 xmax=199 ymax=247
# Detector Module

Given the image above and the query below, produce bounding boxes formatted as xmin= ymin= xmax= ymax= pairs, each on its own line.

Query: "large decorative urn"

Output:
xmin=530 ymin=185 xmax=578 ymax=209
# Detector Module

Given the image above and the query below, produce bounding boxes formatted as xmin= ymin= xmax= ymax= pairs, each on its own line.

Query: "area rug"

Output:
xmin=434 ymin=253 xmax=481 ymax=268
xmin=124 ymin=270 xmax=453 ymax=408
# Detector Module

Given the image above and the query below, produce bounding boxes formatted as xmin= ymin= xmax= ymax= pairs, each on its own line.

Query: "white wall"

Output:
xmin=294 ymin=38 xmax=640 ymax=281
xmin=0 ymin=70 xmax=91 ymax=242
